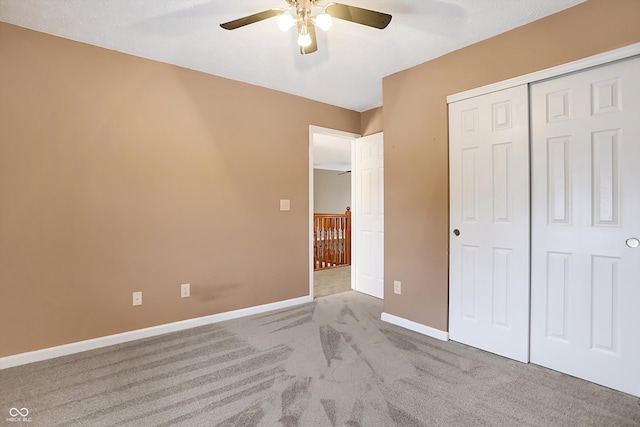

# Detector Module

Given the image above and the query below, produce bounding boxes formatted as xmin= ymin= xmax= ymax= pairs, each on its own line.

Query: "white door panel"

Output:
xmin=449 ymin=85 xmax=530 ymax=362
xmin=531 ymin=57 xmax=640 ymax=397
xmin=354 ymin=133 xmax=384 ymax=299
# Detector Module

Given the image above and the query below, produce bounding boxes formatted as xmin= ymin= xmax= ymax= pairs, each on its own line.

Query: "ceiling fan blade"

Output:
xmin=299 ymin=22 xmax=318 ymax=55
xmin=325 ymin=3 xmax=392 ymax=29
xmin=220 ymin=9 xmax=283 ymax=30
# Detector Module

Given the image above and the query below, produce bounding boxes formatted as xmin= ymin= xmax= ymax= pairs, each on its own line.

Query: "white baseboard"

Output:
xmin=0 ymin=295 xmax=313 ymax=370
xmin=381 ymin=312 xmax=449 ymax=342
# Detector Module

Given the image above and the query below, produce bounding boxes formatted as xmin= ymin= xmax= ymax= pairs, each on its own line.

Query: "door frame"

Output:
xmin=308 ymin=125 xmax=360 ymax=298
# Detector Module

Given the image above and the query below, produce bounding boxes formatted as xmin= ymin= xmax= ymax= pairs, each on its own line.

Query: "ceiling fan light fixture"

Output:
xmin=297 ymin=29 xmax=312 ymax=47
xmin=315 ymin=13 xmax=332 ymax=31
xmin=220 ymin=1 xmax=392 ymax=55
xmin=278 ymin=13 xmax=296 ymax=31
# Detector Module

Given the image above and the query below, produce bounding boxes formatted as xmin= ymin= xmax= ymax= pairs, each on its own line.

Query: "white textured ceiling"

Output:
xmin=0 ymin=0 xmax=585 ymax=112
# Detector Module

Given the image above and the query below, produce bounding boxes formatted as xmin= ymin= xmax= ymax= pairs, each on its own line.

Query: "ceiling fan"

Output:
xmin=220 ymin=1 xmax=392 ymax=55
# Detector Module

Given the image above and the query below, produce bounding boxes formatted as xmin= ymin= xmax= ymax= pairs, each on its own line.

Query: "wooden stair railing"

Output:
xmin=314 ymin=207 xmax=351 ymax=270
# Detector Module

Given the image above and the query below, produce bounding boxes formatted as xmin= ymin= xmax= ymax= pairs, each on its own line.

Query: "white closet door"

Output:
xmin=449 ymin=85 xmax=530 ymax=362
xmin=531 ymin=57 xmax=640 ymax=397
xmin=353 ymin=132 xmax=384 ymax=299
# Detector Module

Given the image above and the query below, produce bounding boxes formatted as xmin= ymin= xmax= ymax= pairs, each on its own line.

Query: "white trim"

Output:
xmin=381 ymin=312 xmax=449 ymax=342
xmin=447 ymin=42 xmax=640 ymax=104
xmin=308 ymin=125 xmax=360 ymax=298
xmin=350 ymin=138 xmax=356 ymax=291
xmin=0 ymin=295 xmax=312 ymax=370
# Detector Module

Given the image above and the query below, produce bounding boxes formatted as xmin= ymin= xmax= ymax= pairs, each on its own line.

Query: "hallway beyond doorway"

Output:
xmin=314 ymin=266 xmax=351 ymax=298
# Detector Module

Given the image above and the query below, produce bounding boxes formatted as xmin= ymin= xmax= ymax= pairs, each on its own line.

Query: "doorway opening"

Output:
xmin=309 ymin=126 xmax=358 ymax=299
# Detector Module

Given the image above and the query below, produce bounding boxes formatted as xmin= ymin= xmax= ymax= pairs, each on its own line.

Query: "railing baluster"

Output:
xmin=313 ymin=206 xmax=351 ymax=271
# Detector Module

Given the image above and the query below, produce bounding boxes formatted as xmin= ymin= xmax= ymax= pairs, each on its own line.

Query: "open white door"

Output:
xmin=530 ymin=57 xmax=640 ymax=397
xmin=353 ymin=132 xmax=384 ymax=299
xmin=449 ymin=85 xmax=530 ymax=362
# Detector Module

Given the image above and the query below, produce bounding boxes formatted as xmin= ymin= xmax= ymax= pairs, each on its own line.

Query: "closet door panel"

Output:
xmin=449 ymin=85 xmax=530 ymax=362
xmin=530 ymin=56 xmax=640 ymax=398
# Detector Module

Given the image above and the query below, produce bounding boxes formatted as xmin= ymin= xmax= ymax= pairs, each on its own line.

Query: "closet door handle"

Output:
xmin=626 ymin=238 xmax=639 ymax=248
xmin=453 ymin=229 xmax=460 ymax=236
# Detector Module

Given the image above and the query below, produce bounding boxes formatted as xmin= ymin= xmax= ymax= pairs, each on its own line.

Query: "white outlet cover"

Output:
xmin=279 ymin=199 xmax=290 ymax=211
xmin=181 ymin=283 xmax=190 ymax=298
xmin=132 ymin=291 xmax=142 ymax=306
xmin=393 ymin=281 xmax=401 ymax=295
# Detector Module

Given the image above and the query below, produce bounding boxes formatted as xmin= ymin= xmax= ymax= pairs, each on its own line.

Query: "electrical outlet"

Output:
xmin=132 ymin=291 xmax=142 ymax=306
xmin=181 ymin=283 xmax=190 ymax=298
xmin=393 ymin=280 xmax=402 ymax=295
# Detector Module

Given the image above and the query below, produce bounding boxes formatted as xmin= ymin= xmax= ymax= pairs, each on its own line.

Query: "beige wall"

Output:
xmin=382 ymin=0 xmax=640 ymax=331
xmin=0 ymin=23 xmax=360 ymax=357
xmin=360 ymin=107 xmax=383 ymax=136
xmin=3 ymin=0 xmax=639 ymax=358
xmin=314 ymin=169 xmax=351 ymax=214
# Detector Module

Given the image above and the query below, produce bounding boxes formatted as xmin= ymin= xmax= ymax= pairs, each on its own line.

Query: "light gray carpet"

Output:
xmin=314 ymin=266 xmax=351 ymax=298
xmin=1 ymin=291 xmax=639 ymax=426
